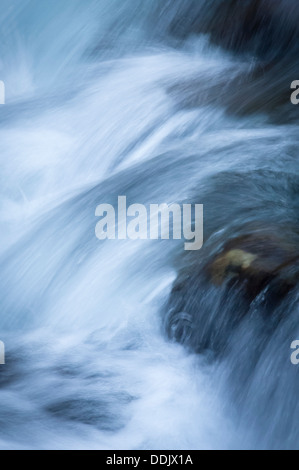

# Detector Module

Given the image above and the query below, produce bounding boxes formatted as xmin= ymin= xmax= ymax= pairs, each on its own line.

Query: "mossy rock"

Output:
xmin=209 ymin=233 xmax=299 ymax=298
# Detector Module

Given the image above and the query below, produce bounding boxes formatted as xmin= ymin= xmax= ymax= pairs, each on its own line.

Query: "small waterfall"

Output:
xmin=0 ymin=0 xmax=298 ymax=450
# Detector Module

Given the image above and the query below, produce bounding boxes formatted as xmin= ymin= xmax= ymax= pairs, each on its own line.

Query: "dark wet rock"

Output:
xmin=211 ymin=0 xmax=298 ymax=61
xmin=169 ymin=0 xmax=299 ymax=61
xmin=208 ymin=233 xmax=299 ymax=299
xmin=164 ymin=229 xmax=299 ymax=356
xmin=167 ymin=0 xmax=299 ymax=123
xmin=168 ymin=60 xmax=299 ymax=123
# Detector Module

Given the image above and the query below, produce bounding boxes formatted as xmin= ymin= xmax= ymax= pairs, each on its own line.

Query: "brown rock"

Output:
xmin=209 ymin=233 xmax=299 ymax=298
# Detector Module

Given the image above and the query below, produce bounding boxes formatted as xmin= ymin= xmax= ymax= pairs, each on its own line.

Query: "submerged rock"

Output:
xmin=167 ymin=0 xmax=299 ymax=122
xmin=208 ymin=233 xmax=299 ymax=299
xmin=169 ymin=0 xmax=299 ymax=61
xmin=164 ymin=229 xmax=299 ymax=355
xmin=211 ymin=249 xmax=258 ymax=285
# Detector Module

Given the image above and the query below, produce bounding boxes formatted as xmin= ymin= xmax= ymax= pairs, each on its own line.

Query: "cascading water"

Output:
xmin=0 ymin=0 xmax=298 ymax=450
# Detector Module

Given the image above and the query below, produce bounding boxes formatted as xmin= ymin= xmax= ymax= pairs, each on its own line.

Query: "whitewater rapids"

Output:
xmin=0 ymin=0 xmax=298 ymax=450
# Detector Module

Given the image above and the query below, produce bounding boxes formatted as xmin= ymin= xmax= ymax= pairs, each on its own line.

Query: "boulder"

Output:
xmin=208 ymin=233 xmax=299 ymax=299
xmin=169 ymin=0 xmax=299 ymax=61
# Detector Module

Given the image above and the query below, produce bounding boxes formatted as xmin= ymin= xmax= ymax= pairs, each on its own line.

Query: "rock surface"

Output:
xmin=208 ymin=233 xmax=299 ymax=298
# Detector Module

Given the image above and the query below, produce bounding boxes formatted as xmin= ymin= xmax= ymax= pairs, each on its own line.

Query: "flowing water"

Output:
xmin=0 ymin=0 xmax=298 ymax=450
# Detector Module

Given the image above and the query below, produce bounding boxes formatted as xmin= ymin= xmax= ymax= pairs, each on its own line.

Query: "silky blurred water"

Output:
xmin=0 ymin=0 xmax=298 ymax=450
